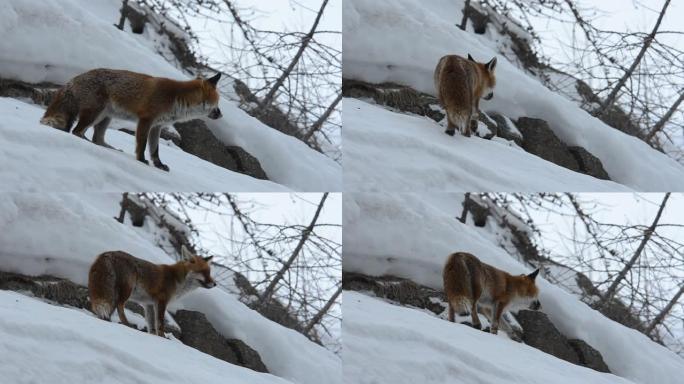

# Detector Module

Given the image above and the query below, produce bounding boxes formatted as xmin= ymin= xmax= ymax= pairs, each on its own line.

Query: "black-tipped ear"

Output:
xmin=467 ymin=53 xmax=475 ymax=62
xmin=527 ymin=268 xmax=540 ymax=280
xmin=486 ymin=57 xmax=497 ymax=71
xmin=203 ymin=256 xmax=213 ymax=262
xmin=207 ymin=72 xmax=221 ymax=87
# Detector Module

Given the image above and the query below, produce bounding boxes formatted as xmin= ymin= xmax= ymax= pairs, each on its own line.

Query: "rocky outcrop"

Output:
xmin=568 ymin=146 xmax=610 ymax=180
xmin=515 ymin=117 xmax=580 ymax=171
xmin=0 ymin=270 xmax=89 ymax=308
xmin=173 ymin=119 xmax=268 ymax=180
xmin=173 ymin=310 xmax=268 ymax=373
xmin=568 ymin=339 xmax=611 ymax=373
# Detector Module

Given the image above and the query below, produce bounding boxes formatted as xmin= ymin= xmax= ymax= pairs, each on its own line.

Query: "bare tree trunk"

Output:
xmin=259 ymin=0 xmax=329 ymax=109
xmin=459 ymin=0 xmax=471 ymax=31
xmin=259 ymin=193 xmax=329 ymax=304
xmin=645 ymin=283 xmax=684 ymax=335
xmin=598 ymin=0 xmax=671 ymax=116
xmin=115 ymin=0 xmax=129 ymax=30
xmin=459 ymin=192 xmax=471 ymax=223
xmin=644 ymin=91 xmax=684 ymax=142
xmin=303 ymin=93 xmax=342 ymax=142
xmin=303 ymin=284 xmax=342 ymax=334
xmin=115 ymin=192 xmax=129 ymax=223
xmin=603 ymin=193 xmax=670 ymax=301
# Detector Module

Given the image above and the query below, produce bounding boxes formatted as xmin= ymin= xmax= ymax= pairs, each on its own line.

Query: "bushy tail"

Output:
xmin=88 ymin=254 xmax=116 ymax=321
xmin=40 ymin=87 xmax=77 ymax=131
xmin=447 ymin=110 xmax=472 ymax=136
xmin=443 ymin=253 xmax=472 ymax=316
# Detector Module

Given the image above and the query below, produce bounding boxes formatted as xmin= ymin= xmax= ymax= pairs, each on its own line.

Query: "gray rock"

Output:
xmin=515 ymin=117 xmax=580 ymax=172
xmin=0 ymin=271 xmax=89 ymax=309
xmin=173 ymin=309 xmax=268 ymax=373
xmin=475 ymin=113 xmax=497 ymax=139
xmin=489 ymin=112 xmax=523 ymax=145
xmin=568 ymin=146 xmax=610 ymax=180
xmin=516 ymin=310 xmax=580 ymax=365
xmin=568 ymin=339 xmax=611 ymax=373
xmin=174 ymin=119 xmax=268 ymax=180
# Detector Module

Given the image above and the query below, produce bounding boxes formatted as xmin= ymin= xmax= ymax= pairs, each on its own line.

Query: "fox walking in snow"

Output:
xmin=434 ymin=54 xmax=497 ymax=137
xmin=443 ymin=252 xmax=540 ymax=335
xmin=40 ymin=69 xmax=223 ymax=171
xmin=88 ymin=245 xmax=216 ymax=336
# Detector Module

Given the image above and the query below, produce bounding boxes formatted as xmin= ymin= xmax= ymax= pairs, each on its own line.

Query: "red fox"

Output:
xmin=443 ymin=252 xmax=540 ymax=335
xmin=40 ymin=69 xmax=223 ymax=171
xmin=88 ymin=246 xmax=216 ymax=336
xmin=434 ymin=54 xmax=497 ymax=137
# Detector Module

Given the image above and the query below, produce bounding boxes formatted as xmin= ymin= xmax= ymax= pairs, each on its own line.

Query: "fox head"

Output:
xmin=515 ymin=268 xmax=541 ymax=310
xmin=181 ymin=245 xmax=217 ymax=289
xmin=468 ymin=54 xmax=497 ymax=100
xmin=200 ymin=72 xmax=223 ymax=120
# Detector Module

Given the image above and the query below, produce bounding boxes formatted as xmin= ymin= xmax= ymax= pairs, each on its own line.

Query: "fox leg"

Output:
xmin=490 ymin=301 xmax=507 ymax=335
xmin=445 ymin=111 xmax=456 ymax=136
xmin=144 ymin=304 xmax=155 ymax=334
xmin=154 ymin=300 xmax=168 ymax=337
xmin=116 ymin=303 xmax=131 ymax=327
xmin=92 ymin=117 xmax=118 ymax=150
xmin=135 ymin=118 xmax=153 ymax=165
xmin=147 ymin=125 xmax=169 ymax=171
xmin=448 ymin=301 xmax=455 ymax=322
xmin=72 ymin=108 xmax=103 ymax=140
xmin=469 ymin=300 xmax=482 ymax=330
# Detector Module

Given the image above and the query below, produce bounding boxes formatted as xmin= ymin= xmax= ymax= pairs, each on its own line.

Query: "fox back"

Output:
xmin=434 ymin=54 xmax=496 ymax=136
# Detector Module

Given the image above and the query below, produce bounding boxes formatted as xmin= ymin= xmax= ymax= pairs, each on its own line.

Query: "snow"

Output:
xmin=0 ymin=0 xmax=341 ymax=192
xmin=344 ymin=99 xmax=628 ymax=192
xmin=0 ymin=290 xmax=293 ymax=384
xmin=342 ymin=0 xmax=684 ymax=191
xmin=0 ymin=193 xmax=341 ymax=384
xmin=343 ymin=193 xmax=684 ymax=384
xmin=344 ymin=291 xmax=633 ymax=384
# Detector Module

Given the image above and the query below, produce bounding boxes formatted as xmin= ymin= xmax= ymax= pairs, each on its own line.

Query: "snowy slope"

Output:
xmin=0 ymin=193 xmax=341 ymax=384
xmin=343 ymin=193 xmax=684 ymax=384
xmin=344 ymin=292 xmax=632 ymax=384
xmin=342 ymin=0 xmax=684 ymax=191
xmin=0 ymin=0 xmax=341 ymax=192
xmin=0 ymin=290 xmax=292 ymax=384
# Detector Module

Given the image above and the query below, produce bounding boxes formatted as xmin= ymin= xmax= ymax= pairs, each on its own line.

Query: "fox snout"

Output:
xmin=201 ymin=279 xmax=217 ymax=289
xmin=483 ymin=92 xmax=494 ymax=100
xmin=529 ymin=299 xmax=541 ymax=310
xmin=208 ymin=107 xmax=222 ymax=120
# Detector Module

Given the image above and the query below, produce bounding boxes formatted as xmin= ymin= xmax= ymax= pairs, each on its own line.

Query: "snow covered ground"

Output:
xmin=344 ymin=291 xmax=632 ymax=384
xmin=342 ymin=0 xmax=684 ymax=191
xmin=0 ymin=0 xmax=341 ymax=192
xmin=0 ymin=290 xmax=293 ymax=384
xmin=343 ymin=193 xmax=684 ymax=384
xmin=0 ymin=193 xmax=341 ymax=384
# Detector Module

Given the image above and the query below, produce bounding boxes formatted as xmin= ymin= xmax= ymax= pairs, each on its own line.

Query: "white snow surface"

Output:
xmin=344 ymin=291 xmax=633 ymax=384
xmin=0 ymin=290 xmax=293 ymax=384
xmin=342 ymin=0 xmax=684 ymax=191
xmin=343 ymin=193 xmax=684 ymax=384
xmin=0 ymin=193 xmax=341 ymax=384
xmin=0 ymin=0 xmax=341 ymax=191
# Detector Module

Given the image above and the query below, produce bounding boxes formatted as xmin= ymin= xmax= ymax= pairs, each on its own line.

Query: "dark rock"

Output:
xmin=0 ymin=271 xmax=89 ymax=309
xmin=475 ymin=113 xmax=497 ymax=139
xmin=568 ymin=146 xmax=610 ymax=180
xmin=0 ymin=78 xmax=60 ymax=106
xmin=568 ymin=339 xmax=611 ymax=373
xmin=463 ymin=196 xmax=489 ymax=227
xmin=515 ymin=117 xmax=580 ymax=172
xmin=174 ymin=119 xmax=268 ymax=180
xmin=515 ymin=310 xmax=580 ymax=365
xmin=173 ymin=309 xmax=268 ymax=373
xmin=489 ymin=112 xmax=523 ymax=145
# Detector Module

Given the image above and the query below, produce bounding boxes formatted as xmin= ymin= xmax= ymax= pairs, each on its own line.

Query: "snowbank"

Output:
xmin=0 ymin=290 xmax=293 ymax=384
xmin=342 ymin=0 xmax=684 ymax=191
xmin=344 ymin=291 xmax=632 ymax=384
xmin=0 ymin=0 xmax=341 ymax=191
xmin=0 ymin=193 xmax=341 ymax=384
xmin=343 ymin=193 xmax=684 ymax=384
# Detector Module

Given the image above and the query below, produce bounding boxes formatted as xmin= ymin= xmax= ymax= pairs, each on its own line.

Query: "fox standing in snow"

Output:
xmin=443 ymin=252 xmax=540 ymax=335
xmin=434 ymin=54 xmax=497 ymax=137
xmin=88 ymin=245 xmax=216 ymax=336
xmin=40 ymin=69 xmax=223 ymax=171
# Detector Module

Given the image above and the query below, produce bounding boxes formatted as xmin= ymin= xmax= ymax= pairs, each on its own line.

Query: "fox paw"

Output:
xmin=445 ymin=129 xmax=456 ymax=136
xmin=153 ymin=162 xmax=170 ymax=172
xmin=483 ymin=326 xmax=491 ymax=333
xmin=138 ymin=159 xmax=149 ymax=166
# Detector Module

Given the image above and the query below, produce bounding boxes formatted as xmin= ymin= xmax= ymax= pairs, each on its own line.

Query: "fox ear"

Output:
xmin=486 ymin=57 xmax=497 ymax=71
xmin=203 ymin=256 xmax=213 ymax=262
xmin=527 ymin=268 xmax=540 ymax=280
xmin=467 ymin=53 xmax=475 ymax=62
xmin=207 ymin=72 xmax=221 ymax=87
xmin=181 ymin=245 xmax=193 ymax=260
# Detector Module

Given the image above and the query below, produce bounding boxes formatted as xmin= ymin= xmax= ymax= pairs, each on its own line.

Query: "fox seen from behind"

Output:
xmin=434 ymin=54 xmax=497 ymax=137
xmin=443 ymin=252 xmax=540 ymax=335
xmin=40 ymin=68 xmax=223 ymax=171
xmin=88 ymin=245 xmax=216 ymax=336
